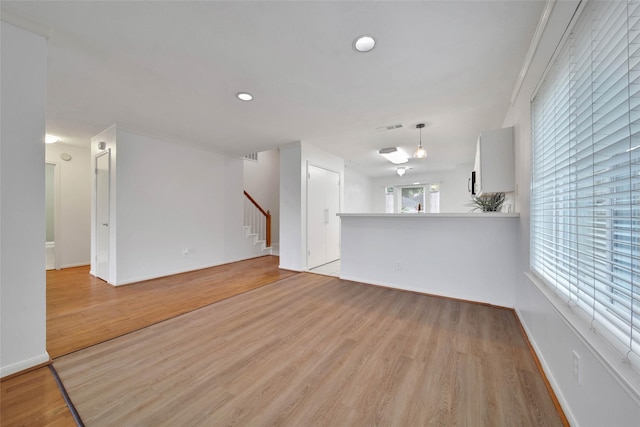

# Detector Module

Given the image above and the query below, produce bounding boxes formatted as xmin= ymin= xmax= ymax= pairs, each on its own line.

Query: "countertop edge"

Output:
xmin=337 ymin=213 xmax=520 ymax=218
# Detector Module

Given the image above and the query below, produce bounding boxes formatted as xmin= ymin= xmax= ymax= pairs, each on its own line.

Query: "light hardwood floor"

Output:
xmin=47 ymin=256 xmax=296 ymax=358
xmin=1 ymin=256 xmax=295 ymax=427
xmin=0 ymin=366 xmax=76 ymax=427
xmin=55 ymin=273 xmax=566 ymax=426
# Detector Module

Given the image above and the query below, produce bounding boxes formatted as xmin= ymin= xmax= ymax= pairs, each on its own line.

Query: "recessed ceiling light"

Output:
xmin=354 ymin=35 xmax=375 ymax=52
xmin=237 ymin=92 xmax=253 ymax=101
xmin=45 ymin=135 xmax=59 ymax=144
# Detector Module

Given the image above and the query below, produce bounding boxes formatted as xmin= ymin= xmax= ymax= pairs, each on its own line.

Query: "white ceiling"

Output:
xmin=1 ymin=1 xmax=545 ymax=178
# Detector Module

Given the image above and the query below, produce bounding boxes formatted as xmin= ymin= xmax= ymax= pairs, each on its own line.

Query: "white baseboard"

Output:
xmin=0 ymin=352 xmax=50 ymax=378
xmin=339 ymin=274 xmax=510 ymax=308
xmin=270 ymin=242 xmax=280 ymax=256
xmin=60 ymin=262 xmax=90 ymax=269
xmin=113 ymin=255 xmax=275 ymax=286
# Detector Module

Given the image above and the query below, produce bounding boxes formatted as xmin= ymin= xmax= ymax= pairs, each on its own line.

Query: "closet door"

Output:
xmin=307 ymin=164 xmax=340 ymax=269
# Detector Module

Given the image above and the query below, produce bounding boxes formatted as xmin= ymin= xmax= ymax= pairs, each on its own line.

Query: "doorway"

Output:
xmin=306 ymin=164 xmax=340 ymax=270
xmin=95 ymin=150 xmax=110 ymax=281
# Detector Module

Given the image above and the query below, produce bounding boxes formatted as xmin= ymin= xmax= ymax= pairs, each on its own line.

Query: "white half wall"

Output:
xmin=91 ymin=125 xmax=251 ymax=286
xmin=0 ymin=22 xmax=49 ymax=377
xmin=340 ymin=214 xmax=518 ymax=308
xmin=45 ymin=143 xmax=91 ymax=268
xmin=504 ymin=1 xmax=640 ymax=425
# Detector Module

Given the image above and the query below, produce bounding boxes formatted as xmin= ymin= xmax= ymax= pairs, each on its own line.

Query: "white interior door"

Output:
xmin=95 ymin=150 xmax=110 ymax=281
xmin=307 ymin=164 xmax=340 ymax=269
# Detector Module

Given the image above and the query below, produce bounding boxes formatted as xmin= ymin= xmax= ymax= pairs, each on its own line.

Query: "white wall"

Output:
xmin=504 ymin=1 xmax=640 ymax=425
xmin=343 ymin=167 xmax=373 ymax=213
xmin=279 ymin=141 xmax=344 ymax=271
xmin=370 ymin=163 xmax=473 ymax=213
xmin=243 ymin=149 xmax=280 ymax=250
xmin=91 ymin=125 xmax=250 ymax=285
xmin=340 ymin=215 xmax=518 ymax=308
xmin=279 ymin=143 xmax=303 ymax=270
xmin=0 ymin=22 xmax=49 ymax=377
xmin=45 ymin=143 xmax=91 ymax=268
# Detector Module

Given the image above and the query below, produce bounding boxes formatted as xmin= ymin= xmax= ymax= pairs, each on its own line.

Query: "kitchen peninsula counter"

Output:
xmin=337 ymin=212 xmax=520 ymax=307
xmin=338 ymin=212 xmax=519 ymax=219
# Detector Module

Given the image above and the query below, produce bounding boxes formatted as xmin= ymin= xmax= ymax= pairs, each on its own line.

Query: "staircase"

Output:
xmin=244 ymin=191 xmax=272 ymax=256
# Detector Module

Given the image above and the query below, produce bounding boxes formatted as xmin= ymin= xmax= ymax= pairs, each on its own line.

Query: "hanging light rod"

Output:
xmin=414 ymin=123 xmax=427 ymax=159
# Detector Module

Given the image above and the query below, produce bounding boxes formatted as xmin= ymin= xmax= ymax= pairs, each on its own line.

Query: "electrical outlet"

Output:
xmin=572 ymin=350 xmax=582 ymax=385
xmin=395 ymin=262 xmax=402 ymax=270
xmin=183 ymin=248 xmax=190 ymax=257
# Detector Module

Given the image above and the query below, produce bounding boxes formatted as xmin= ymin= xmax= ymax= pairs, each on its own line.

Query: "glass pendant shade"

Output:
xmin=413 ymin=123 xmax=427 ymax=158
xmin=414 ymin=145 xmax=427 ymax=159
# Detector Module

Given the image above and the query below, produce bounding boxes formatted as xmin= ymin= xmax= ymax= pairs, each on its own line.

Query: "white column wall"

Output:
xmin=0 ymin=22 xmax=49 ymax=377
xmin=279 ymin=143 xmax=303 ymax=271
xmin=504 ymin=1 xmax=640 ymax=425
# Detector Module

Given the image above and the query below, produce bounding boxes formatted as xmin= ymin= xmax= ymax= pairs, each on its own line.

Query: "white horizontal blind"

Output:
xmin=531 ymin=0 xmax=640 ymax=370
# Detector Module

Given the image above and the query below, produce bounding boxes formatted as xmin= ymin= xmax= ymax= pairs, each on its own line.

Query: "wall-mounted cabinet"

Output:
xmin=473 ymin=127 xmax=514 ymax=195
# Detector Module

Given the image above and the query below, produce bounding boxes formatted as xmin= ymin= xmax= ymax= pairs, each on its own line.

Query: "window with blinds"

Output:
xmin=531 ymin=0 xmax=640 ymax=371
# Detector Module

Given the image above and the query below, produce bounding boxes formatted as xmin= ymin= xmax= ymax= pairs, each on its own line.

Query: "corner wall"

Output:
xmin=343 ymin=167 xmax=373 ymax=213
xmin=0 ymin=22 xmax=49 ymax=377
xmin=504 ymin=1 xmax=640 ymax=424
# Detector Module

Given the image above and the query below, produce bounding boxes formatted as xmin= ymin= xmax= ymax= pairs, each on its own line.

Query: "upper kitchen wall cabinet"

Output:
xmin=473 ymin=127 xmax=515 ymax=195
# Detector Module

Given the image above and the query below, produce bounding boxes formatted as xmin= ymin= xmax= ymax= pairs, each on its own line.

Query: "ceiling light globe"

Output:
xmin=354 ymin=35 xmax=375 ymax=52
xmin=237 ymin=92 xmax=253 ymax=101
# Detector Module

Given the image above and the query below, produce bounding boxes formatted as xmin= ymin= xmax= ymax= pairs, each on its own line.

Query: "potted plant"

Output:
xmin=469 ymin=192 xmax=505 ymax=212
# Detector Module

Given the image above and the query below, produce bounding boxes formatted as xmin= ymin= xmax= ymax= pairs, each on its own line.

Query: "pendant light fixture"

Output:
xmin=413 ymin=123 xmax=427 ymax=159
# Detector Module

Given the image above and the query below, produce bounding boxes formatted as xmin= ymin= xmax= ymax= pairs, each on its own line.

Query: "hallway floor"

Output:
xmin=309 ymin=259 xmax=340 ymax=277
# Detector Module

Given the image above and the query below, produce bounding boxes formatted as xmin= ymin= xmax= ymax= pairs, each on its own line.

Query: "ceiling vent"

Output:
xmin=376 ymin=123 xmax=403 ymax=131
xmin=243 ymin=153 xmax=258 ymax=162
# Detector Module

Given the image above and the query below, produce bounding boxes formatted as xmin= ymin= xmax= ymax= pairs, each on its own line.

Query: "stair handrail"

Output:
xmin=243 ymin=191 xmax=271 ymax=248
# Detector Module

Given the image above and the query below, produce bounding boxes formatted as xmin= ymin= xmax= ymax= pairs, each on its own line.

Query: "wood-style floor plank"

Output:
xmin=54 ymin=274 xmax=565 ymax=427
xmin=2 ymin=256 xmax=292 ymax=427
xmin=46 ymin=255 xmax=296 ymax=358
xmin=0 ymin=367 xmax=76 ymax=427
